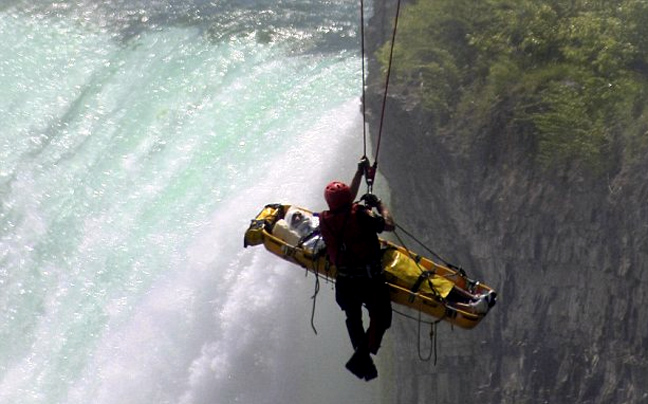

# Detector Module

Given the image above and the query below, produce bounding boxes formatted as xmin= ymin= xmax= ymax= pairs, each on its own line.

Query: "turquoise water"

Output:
xmin=0 ymin=2 xmax=387 ymax=403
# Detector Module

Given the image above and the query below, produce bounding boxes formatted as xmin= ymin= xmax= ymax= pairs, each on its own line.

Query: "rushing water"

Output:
xmin=0 ymin=1 xmax=392 ymax=403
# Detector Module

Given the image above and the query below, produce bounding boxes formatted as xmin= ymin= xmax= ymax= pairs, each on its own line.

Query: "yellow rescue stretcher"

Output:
xmin=244 ymin=204 xmax=496 ymax=329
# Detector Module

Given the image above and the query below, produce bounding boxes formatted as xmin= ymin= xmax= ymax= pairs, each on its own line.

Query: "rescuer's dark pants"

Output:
xmin=335 ymin=274 xmax=392 ymax=355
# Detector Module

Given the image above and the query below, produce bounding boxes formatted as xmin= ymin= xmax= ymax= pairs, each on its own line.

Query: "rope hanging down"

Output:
xmin=359 ymin=0 xmax=403 ymax=193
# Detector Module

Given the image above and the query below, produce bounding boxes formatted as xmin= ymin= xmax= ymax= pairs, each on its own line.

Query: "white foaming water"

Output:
xmin=66 ymin=101 xmax=382 ymax=404
xmin=1 ymin=1 xmax=391 ymax=403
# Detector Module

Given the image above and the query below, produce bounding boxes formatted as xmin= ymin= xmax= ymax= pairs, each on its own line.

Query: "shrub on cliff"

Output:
xmin=377 ymin=0 xmax=648 ymax=173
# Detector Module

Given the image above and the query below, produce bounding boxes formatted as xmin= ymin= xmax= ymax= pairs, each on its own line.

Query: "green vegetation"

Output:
xmin=378 ymin=0 xmax=648 ymax=172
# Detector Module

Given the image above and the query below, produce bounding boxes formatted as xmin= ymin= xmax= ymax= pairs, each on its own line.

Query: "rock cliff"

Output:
xmin=366 ymin=2 xmax=648 ymax=403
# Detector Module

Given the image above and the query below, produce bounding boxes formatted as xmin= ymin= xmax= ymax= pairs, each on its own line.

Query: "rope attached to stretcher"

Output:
xmin=393 ymin=228 xmax=444 ymax=302
xmin=395 ymin=222 xmax=461 ymax=272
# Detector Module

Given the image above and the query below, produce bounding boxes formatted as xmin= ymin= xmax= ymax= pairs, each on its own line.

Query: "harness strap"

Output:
xmin=409 ymin=271 xmax=435 ymax=302
xmin=337 ymin=262 xmax=382 ymax=279
xmin=296 ymin=229 xmax=321 ymax=248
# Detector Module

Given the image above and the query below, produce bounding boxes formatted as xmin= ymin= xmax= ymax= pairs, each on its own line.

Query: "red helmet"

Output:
xmin=324 ymin=181 xmax=352 ymax=210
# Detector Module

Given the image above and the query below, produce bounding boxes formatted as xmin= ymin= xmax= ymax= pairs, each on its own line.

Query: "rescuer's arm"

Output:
xmin=350 ymin=156 xmax=369 ymax=201
xmin=376 ymin=200 xmax=395 ymax=232
xmin=361 ymin=193 xmax=395 ymax=232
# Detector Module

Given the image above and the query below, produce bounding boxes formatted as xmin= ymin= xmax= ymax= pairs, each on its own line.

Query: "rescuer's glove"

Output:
xmin=361 ymin=193 xmax=381 ymax=208
xmin=358 ymin=156 xmax=370 ymax=172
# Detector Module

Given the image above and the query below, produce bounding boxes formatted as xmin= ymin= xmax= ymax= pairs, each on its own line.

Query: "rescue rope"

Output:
xmin=395 ymin=222 xmax=460 ymax=271
xmin=356 ymin=0 xmax=445 ymax=364
xmin=360 ymin=0 xmax=368 ymax=158
xmin=359 ymin=0 xmax=403 ymax=193
xmin=373 ymin=0 xmax=402 ymax=165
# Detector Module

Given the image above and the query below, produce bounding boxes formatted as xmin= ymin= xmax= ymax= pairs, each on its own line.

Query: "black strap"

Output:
xmin=409 ymin=271 xmax=435 ymax=302
xmin=296 ymin=229 xmax=321 ymax=248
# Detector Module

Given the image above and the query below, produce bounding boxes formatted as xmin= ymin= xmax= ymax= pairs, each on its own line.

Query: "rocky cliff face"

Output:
xmin=367 ymin=2 xmax=648 ymax=403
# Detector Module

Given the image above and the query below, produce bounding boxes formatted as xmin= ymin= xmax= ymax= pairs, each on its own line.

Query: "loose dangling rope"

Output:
xmin=309 ymin=269 xmax=321 ymax=335
xmin=417 ymin=303 xmax=431 ymax=360
xmin=417 ymin=307 xmax=438 ymax=363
